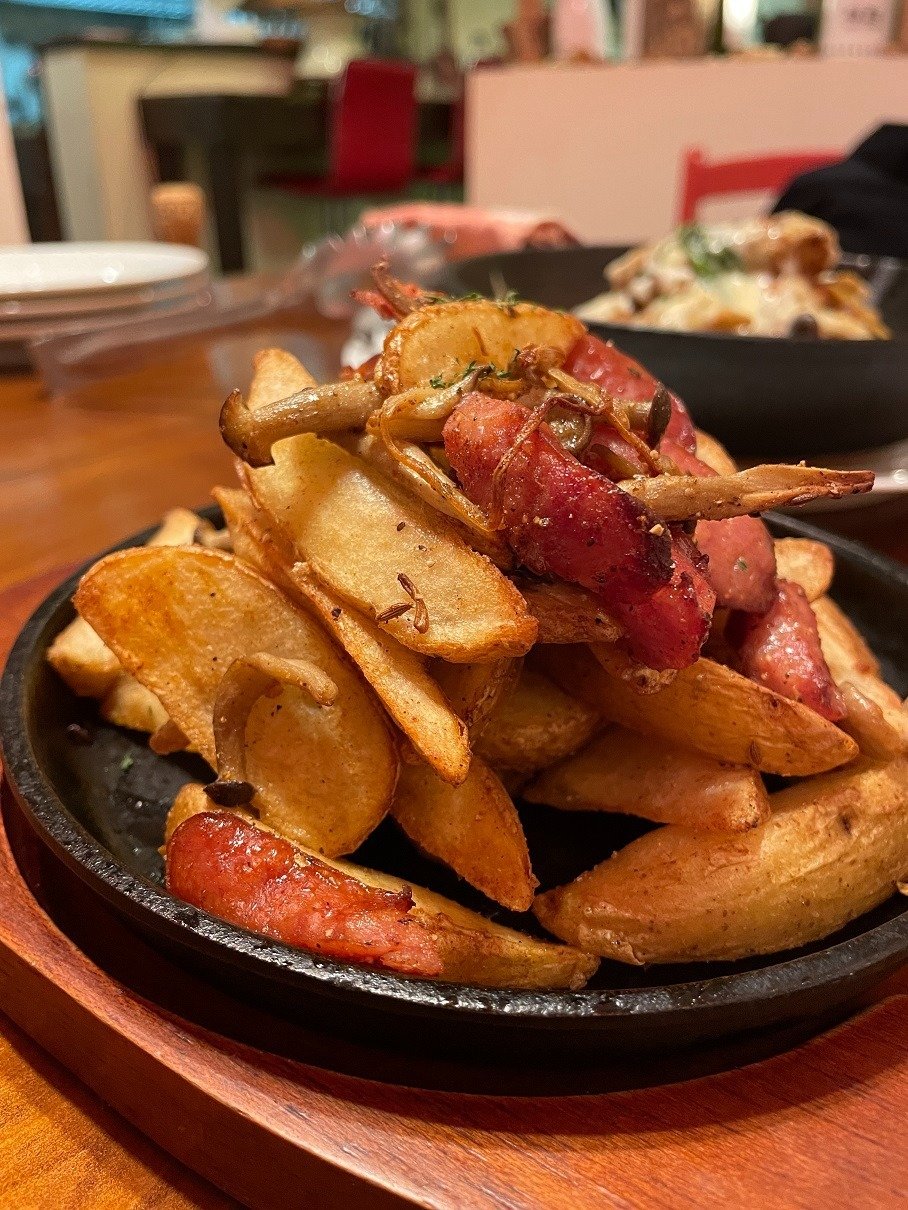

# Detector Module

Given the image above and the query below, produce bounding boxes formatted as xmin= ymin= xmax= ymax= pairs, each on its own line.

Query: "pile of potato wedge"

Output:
xmin=48 ymin=293 xmax=908 ymax=991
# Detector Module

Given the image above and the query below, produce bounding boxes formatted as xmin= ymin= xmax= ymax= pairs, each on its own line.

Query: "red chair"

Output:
xmin=677 ymin=147 xmax=840 ymax=223
xmin=264 ymin=59 xmax=417 ymax=207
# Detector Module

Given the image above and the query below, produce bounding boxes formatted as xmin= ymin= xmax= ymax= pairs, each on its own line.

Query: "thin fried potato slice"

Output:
xmin=430 ymin=657 xmax=517 ymax=732
xmin=525 ymin=726 xmax=770 ymax=832
xmin=534 ymin=757 xmax=908 ymax=963
xmin=693 ymin=429 xmax=737 ymax=475
xmin=514 ymin=577 xmax=622 ymax=645
xmin=100 ymin=674 xmax=170 ymax=734
xmin=392 ymin=757 xmax=536 ymax=911
xmin=248 ymin=433 xmax=536 ymax=662
xmin=813 ymin=594 xmax=880 ymax=681
xmin=536 ymin=645 xmax=857 ymax=775
xmin=168 ymin=785 xmax=596 ymax=989
xmin=75 ymin=547 xmax=397 ymax=855
xmin=619 ymin=464 xmax=873 ymax=520
xmin=774 ymin=537 xmax=834 ymax=602
xmin=378 ymin=299 xmax=585 ymax=395
xmin=838 ymin=675 xmax=908 ymax=761
xmin=217 ymin=485 xmax=472 ymax=785
xmin=475 ymin=669 xmax=600 ymax=775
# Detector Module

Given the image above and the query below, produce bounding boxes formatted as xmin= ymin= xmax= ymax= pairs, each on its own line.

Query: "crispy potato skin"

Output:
xmin=378 ymin=300 xmax=584 ymax=394
xmin=534 ymin=757 xmax=908 ymax=963
xmin=813 ymin=595 xmax=880 ymax=681
xmin=525 ymin=726 xmax=769 ymax=832
xmin=538 ymin=644 xmax=857 ymax=776
xmin=774 ymin=538 xmax=834 ymax=603
xmin=391 ymin=757 xmax=536 ymax=911
xmin=475 ymin=669 xmax=600 ymax=775
xmin=248 ymin=433 xmax=537 ymax=662
xmin=47 ymin=616 xmax=121 ymax=698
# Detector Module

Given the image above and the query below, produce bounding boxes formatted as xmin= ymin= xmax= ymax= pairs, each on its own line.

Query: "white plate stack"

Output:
xmin=0 ymin=242 xmax=211 ymax=368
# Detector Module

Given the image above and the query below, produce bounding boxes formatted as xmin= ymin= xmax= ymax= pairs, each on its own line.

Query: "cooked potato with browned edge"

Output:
xmin=391 ymin=757 xmax=536 ymax=911
xmin=475 ymin=668 xmax=601 ymax=775
xmin=249 ymin=433 xmax=536 ymax=663
xmin=430 ymin=657 xmax=517 ymax=733
xmin=536 ymin=644 xmax=857 ymax=776
xmin=525 ymin=726 xmax=770 ymax=832
xmin=378 ymin=299 xmax=584 ymax=395
xmin=535 ymin=757 xmax=908 ymax=963
xmin=167 ymin=784 xmax=597 ymax=990
xmin=76 ymin=547 xmax=397 ymax=856
xmin=47 ymin=508 xmax=226 ymax=735
xmin=774 ymin=538 xmax=835 ymax=603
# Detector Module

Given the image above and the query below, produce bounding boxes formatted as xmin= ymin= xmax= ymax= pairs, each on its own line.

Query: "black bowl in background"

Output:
xmin=0 ymin=511 xmax=906 ymax=1092
xmin=450 ymin=246 xmax=908 ymax=460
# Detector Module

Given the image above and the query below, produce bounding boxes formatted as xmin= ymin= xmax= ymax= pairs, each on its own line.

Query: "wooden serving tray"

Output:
xmin=1 ymin=570 xmax=906 ymax=1209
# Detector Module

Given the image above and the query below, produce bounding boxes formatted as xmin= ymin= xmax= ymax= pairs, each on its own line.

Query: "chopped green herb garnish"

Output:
xmin=734 ymin=557 xmax=749 ymax=572
xmin=119 ymin=754 xmax=134 ymax=772
xmin=429 ymin=373 xmax=446 ymax=389
xmin=678 ymin=224 xmax=743 ymax=277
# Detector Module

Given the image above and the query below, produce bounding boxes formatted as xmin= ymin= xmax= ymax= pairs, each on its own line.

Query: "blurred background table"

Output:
xmin=0 ymin=293 xmax=905 ymax=1207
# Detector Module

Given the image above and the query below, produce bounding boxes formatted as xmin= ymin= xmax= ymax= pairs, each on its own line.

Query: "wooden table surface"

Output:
xmin=0 ymin=300 xmax=906 ymax=1208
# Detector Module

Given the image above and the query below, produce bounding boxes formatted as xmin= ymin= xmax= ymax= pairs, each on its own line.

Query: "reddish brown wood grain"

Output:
xmin=0 ymin=567 xmax=906 ymax=1210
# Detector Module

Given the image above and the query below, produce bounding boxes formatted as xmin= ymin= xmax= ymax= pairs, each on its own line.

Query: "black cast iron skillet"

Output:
xmin=450 ymin=246 xmax=908 ymax=460
xmin=1 ymin=510 xmax=906 ymax=1093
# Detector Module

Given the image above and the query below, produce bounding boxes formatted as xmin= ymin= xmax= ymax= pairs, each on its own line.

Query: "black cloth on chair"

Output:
xmin=774 ymin=124 xmax=908 ymax=259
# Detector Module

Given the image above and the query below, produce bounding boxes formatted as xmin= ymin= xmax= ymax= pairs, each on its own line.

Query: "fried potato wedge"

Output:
xmin=693 ymin=429 xmax=737 ymax=475
xmin=475 ymin=668 xmax=600 ymax=775
xmin=217 ymin=484 xmax=472 ymax=784
xmin=247 ymin=346 xmax=318 ymax=408
xmin=292 ymin=566 xmax=471 ymax=786
xmin=100 ymin=674 xmax=170 ymax=735
xmin=392 ymin=757 xmax=536 ymax=911
xmin=76 ymin=547 xmax=397 ymax=855
xmin=813 ymin=594 xmax=880 ymax=680
xmin=430 ymin=657 xmax=517 ymax=732
xmin=168 ymin=785 xmax=596 ymax=989
xmin=773 ymin=537 xmax=835 ymax=602
xmin=47 ymin=615 xmax=121 ymax=698
xmin=838 ymin=675 xmax=908 ymax=761
xmin=534 ymin=757 xmax=908 ymax=963
xmin=537 ymin=645 xmax=857 ymax=775
xmin=248 ymin=433 xmax=536 ymax=662
xmin=619 ymin=464 xmax=873 ymax=520
xmin=378 ymin=299 xmax=585 ymax=395
xmin=49 ymin=508 xmax=217 ymax=727
xmin=525 ymin=726 xmax=770 ymax=832
xmin=514 ymin=577 xmax=622 ymax=645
